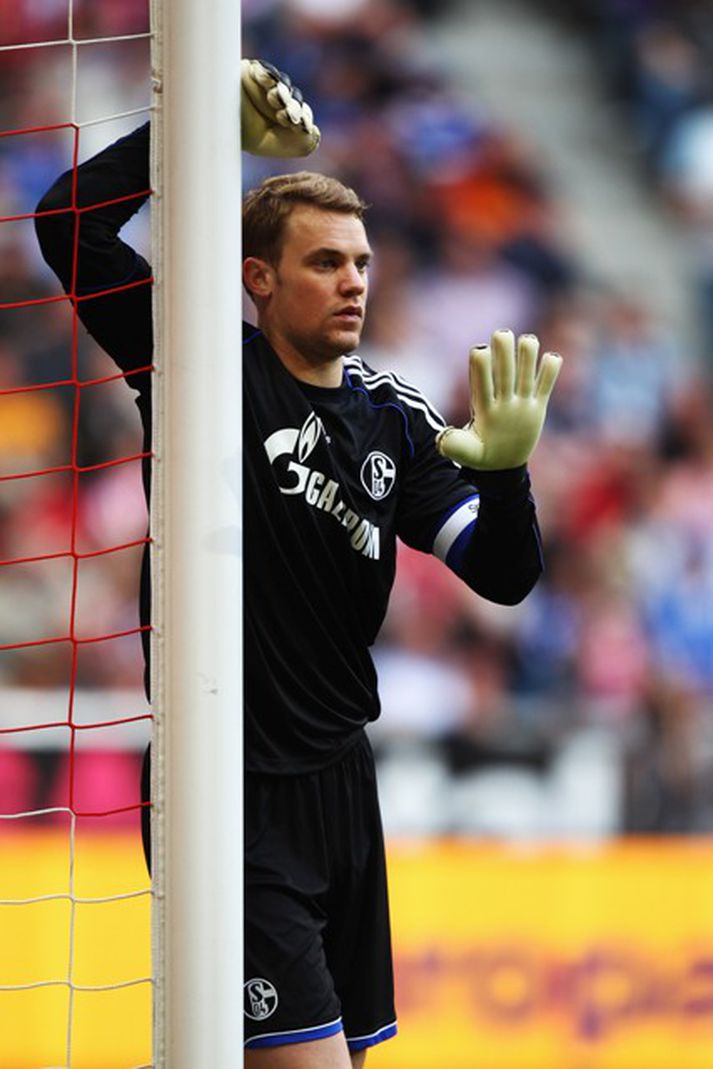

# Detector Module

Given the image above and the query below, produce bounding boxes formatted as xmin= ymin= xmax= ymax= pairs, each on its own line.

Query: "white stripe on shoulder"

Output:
xmin=345 ymin=356 xmax=442 ymax=409
xmin=345 ymin=358 xmax=443 ymax=415
xmin=368 ymin=373 xmax=445 ymax=424
xmin=433 ymin=496 xmax=480 ymax=562
xmin=344 ymin=358 xmax=446 ymax=431
xmin=348 ymin=361 xmax=426 ymax=401
xmin=395 ymin=392 xmax=445 ymax=431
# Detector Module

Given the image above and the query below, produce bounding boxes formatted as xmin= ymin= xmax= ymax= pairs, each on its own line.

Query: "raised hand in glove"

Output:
xmin=436 ymin=329 xmax=562 ymax=471
xmin=241 ymin=59 xmax=321 ymax=158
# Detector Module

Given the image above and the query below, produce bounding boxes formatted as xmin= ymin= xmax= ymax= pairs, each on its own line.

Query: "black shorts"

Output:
xmin=244 ymin=732 xmax=397 ymax=1052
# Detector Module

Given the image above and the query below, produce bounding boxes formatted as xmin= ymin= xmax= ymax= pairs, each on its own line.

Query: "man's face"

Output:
xmin=255 ymin=204 xmax=372 ymax=363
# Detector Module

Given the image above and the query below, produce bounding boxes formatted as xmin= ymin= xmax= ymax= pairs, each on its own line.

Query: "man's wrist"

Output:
xmin=467 ymin=464 xmax=530 ymax=500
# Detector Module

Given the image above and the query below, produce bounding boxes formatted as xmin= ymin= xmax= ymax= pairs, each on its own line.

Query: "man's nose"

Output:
xmin=339 ymin=264 xmax=366 ymax=293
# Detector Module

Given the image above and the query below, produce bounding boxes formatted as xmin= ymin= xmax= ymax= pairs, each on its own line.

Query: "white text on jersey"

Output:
xmin=264 ymin=420 xmax=381 ymax=560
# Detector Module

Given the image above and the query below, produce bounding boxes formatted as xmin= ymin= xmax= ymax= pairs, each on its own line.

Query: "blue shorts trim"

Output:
xmin=245 ymin=1016 xmax=343 ymax=1049
xmin=346 ymin=1020 xmax=398 ymax=1051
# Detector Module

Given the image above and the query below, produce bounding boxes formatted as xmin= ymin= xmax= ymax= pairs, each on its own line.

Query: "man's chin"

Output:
xmin=289 ymin=326 xmax=363 ymax=363
xmin=325 ymin=324 xmax=362 ymax=354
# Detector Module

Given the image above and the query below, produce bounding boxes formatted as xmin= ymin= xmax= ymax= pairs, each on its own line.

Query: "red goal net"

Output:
xmin=0 ymin=4 xmax=154 ymax=1066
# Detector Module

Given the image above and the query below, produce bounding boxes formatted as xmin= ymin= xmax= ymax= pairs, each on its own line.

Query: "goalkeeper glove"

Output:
xmin=241 ymin=59 xmax=321 ymax=157
xmin=436 ymin=329 xmax=562 ymax=470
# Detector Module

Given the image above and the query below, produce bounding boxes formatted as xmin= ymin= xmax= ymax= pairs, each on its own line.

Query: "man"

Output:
xmin=36 ymin=62 xmax=560 ymax=1069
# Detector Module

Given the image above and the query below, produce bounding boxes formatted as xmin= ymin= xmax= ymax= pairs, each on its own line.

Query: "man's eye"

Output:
xmin=317 ymin=258 xmax=337 ymax=269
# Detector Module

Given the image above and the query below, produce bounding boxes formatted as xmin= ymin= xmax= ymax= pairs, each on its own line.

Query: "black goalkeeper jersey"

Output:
xmin=36 ymin=123 xmax=544 ymax=773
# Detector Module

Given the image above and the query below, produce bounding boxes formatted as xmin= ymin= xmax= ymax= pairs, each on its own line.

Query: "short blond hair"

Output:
xmin=243 ymin=171 xmax=367 ymax=265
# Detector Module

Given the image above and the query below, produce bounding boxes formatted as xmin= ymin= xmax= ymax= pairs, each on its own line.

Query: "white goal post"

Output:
xmin=150 ymin=1 xmax=244 ymax=1065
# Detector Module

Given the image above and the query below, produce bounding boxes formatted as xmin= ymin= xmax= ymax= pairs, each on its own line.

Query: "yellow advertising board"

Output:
xmin=1 ymin=832 xmax=713 ymax=1068
xmin=0 ymin=829 xmax=152 ymax=1069
xmin=374 ymin=840 xmax=713 ymax=1069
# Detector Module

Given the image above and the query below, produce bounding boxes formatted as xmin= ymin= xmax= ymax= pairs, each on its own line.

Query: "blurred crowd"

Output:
xmin=547 ymin=0 xmax=713 ymax=357
xmin=2 ymin=0 xmax=713 ymax=833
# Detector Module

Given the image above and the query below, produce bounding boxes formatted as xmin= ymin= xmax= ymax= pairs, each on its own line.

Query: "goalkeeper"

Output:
xmin=35 ymin=60 xmax=560 ymax=1069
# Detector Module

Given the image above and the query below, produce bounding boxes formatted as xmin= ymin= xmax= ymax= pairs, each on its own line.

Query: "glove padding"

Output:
xmin=436 ymin=329 xmax=562 ymax=470
xmin=241 ymin=58 xmax=321 ymax=158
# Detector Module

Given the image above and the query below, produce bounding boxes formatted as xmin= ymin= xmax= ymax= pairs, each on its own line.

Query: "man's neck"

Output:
xmin=259 ymin=323 xmax=344 ymax=388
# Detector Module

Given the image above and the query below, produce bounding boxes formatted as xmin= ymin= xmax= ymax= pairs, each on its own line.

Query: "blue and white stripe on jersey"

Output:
xmin=433 ymin=494 xmax=480 ymax=570
xmin=346 ymin=1020 xmax=398 ymax=1051
xmin=343 ymin=356 xmax=446 ymax=434
xmin=245 ymin=1015 xmax=398 ymax=1051
xmin=245 ymin=1015 xmax=343 ymax=1049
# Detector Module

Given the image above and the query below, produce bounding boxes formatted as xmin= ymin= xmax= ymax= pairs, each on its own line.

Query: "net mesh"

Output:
xmin=0 ymin=3 xmax=154 ymax=1066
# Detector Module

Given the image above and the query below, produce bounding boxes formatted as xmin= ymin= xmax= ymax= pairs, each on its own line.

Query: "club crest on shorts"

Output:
xmin=244 ymin=977 xmax=279 ymax=1020
xmin=360 ymin=451 xmax=396 ymax=501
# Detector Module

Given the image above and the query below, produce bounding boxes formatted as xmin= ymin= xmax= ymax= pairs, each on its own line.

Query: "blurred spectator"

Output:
xmin=4 ymin=0 xmax=713 ymax=834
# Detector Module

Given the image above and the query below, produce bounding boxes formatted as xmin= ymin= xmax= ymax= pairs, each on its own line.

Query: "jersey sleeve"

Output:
xmin=395 ymin=383 xmax=543 ymax=605
xmin=34 ymin=122 xmax=153 ymax=391
xmin=394 ymin=386 xmax=477 ymax=553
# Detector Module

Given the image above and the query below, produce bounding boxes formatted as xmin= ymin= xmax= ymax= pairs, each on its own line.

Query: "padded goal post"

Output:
xmin=150 ymin=0 xmax=244 ymax=1065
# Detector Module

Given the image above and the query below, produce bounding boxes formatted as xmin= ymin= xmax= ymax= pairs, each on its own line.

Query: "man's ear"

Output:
xmin=243 ymin=257 xmax=274 ymax=300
